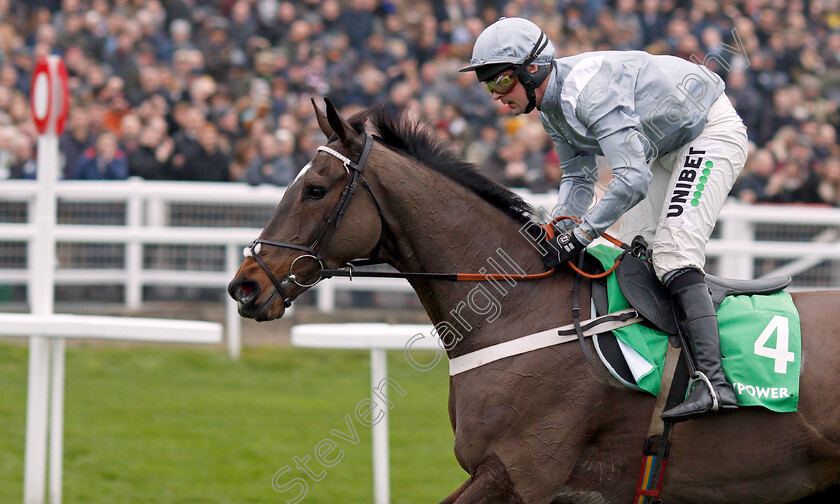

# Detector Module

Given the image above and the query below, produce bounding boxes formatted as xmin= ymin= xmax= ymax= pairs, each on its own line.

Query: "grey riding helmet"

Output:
xmin=459 ymin=17 xmax=555 ymax=113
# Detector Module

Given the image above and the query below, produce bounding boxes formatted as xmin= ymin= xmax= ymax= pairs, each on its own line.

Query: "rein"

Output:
xmin=320 ymin=218 xmax=625 ymax=281
xmin=244 ymin=133 xmax=626 ymax=306
xmin=543 ymin=216 xmax=625 ymax=279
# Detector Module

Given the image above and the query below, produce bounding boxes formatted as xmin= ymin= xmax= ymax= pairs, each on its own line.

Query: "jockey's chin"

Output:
xmin=495 ymin=98 xmax=525 ymax=116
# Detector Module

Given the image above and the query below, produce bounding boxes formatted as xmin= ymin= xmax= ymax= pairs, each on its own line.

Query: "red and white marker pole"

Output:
xmin=25 ymin=55 xmax=69 ymax=504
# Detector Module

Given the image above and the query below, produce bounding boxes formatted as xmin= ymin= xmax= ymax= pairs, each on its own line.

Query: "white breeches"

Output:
xmin=617 ymin=94 xmax=749 ymax=280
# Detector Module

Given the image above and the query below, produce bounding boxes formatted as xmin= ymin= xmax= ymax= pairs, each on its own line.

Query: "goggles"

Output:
xmin=483 ymin=71 xmax=518 ymax=95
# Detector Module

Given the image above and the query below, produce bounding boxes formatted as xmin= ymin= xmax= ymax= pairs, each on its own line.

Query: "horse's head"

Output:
xmin=228 ymin=99 xmax=384 ymax=320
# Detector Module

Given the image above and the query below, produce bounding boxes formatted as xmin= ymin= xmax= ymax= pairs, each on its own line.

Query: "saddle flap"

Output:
xmin=615 ymin=255 xmax=679 ymax=335
xmin=705 ymin=274 xmax=792 ymax=307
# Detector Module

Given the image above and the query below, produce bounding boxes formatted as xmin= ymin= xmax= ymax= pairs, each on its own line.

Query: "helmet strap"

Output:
xmin=517 ymin=60 xmax=554 ymax=113
xmin=522 ymin=78 xmax=538 ymax=114
xmin=512 ymin=32 xmax=553 ymax=113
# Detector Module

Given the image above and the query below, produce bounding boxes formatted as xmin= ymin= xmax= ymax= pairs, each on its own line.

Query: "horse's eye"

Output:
xmin=306 ymin=185 xmax=327 ymax=200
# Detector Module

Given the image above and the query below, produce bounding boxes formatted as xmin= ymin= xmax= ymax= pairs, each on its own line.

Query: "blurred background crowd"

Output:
xmin=0 ymin=0 xmax=839 ymax=205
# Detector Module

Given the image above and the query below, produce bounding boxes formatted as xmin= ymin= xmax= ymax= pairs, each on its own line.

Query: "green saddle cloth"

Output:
xmin=587 ymin=244 xmax=801 ymax=412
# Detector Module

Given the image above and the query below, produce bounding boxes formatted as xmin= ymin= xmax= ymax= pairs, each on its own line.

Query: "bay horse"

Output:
xmin=228 ymin=99 xmax=840 ymax=503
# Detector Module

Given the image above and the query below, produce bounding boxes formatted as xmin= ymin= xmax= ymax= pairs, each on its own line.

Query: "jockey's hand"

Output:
xmin=544 ymin=230 xmax=585 ymax=270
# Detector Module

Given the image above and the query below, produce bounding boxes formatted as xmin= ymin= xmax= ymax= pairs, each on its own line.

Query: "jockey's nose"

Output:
xmin=228 ymin=277 xmax=260 ymax=304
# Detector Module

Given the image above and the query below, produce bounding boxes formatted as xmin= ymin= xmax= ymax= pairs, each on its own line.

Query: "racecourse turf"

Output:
xmin=0 ymin=343 xmax=465 ymax=503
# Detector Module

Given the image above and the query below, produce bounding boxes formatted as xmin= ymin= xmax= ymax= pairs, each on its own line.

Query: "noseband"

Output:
xmin=244 ymin=133 xmax=386 ymax=307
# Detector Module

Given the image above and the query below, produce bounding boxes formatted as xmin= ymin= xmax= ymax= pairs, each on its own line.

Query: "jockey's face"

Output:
xmin=485 ymin=65 xmax=538 ymax=116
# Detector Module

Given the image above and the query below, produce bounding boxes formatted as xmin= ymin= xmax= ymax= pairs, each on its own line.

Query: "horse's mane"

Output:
xmin=341 ymin=104 xmax=535 ymax=226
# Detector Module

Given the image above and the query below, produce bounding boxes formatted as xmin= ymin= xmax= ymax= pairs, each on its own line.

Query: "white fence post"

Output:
xmin=125 ymin=181 xmax=143 ymax=310
xmin=317 ymin=282 xmax=337 ymax=313
xmin=146 ymin=196 xmax=166 ymax=227
xmin=24 ymin=337 xmax=50 ymax=504
xmin=48 ymin=338 xmax=65 ymax=504
xmin=226 ymin=243 xmax=242 ymax=360
xmin=371 ymin=349 xmax=390 ymax=504
xmin=24 ymin=133 xmax=59 ymax=504
xmin=717 ymin=202 xmax=755 ymax=280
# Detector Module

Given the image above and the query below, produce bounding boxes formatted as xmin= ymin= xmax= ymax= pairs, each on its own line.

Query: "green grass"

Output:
xmin=0 ymin=343 xmax=465 ymax=503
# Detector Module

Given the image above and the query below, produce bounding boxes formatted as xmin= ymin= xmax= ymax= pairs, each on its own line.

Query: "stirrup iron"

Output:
xmin=688 ymin=371 xmax=718 ymax=411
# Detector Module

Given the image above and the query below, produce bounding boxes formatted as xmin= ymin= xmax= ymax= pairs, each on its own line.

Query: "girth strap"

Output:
xmin=448 ymin=308 xmax=642 ymax=376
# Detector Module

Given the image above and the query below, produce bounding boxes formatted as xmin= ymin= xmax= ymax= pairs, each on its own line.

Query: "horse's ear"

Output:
xmin=325 ymin=97 xmax=361 ymax=148
xmin=312 ymin=98 xmax=333 ymax=138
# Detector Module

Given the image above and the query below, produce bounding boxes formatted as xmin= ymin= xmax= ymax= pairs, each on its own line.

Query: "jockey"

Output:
xmin=460 ymin=17 xmax=748 ymax=422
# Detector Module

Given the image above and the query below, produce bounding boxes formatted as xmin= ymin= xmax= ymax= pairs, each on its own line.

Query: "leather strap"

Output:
xmin=448 ymin=308 xmax=642 ymax=376
xmin=572 ymin=252 xmax=594 ymax=364
xmin=647 ymin=344 xmax=682 ymax=439
xmin=635 ymin=344 xmax=688 ymax=503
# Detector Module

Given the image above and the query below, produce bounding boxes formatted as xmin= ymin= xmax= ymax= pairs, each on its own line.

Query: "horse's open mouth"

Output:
xmin=237 ymin=290 xmax=286 ymax=321
xmin=230 ymin=271 xmax=305 ymax=321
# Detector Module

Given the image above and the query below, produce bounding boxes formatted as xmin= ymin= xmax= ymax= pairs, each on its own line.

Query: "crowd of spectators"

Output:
xmin=0 ymin=0 xmax=838 ymax=205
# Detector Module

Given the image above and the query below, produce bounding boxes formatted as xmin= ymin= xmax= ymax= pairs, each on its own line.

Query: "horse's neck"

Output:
xmin=372 ymin=155 xmax=581 ymax=356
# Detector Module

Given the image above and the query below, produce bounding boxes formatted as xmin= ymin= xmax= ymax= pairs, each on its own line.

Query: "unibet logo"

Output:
xmin=667 ymin=147 xmax=707 ymax=218
xmin=691 ymin=160 xmax=713 ymax=207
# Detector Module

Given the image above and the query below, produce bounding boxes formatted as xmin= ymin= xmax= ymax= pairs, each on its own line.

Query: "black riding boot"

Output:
xmin=661 ymin=270 xmax=739 ymax=422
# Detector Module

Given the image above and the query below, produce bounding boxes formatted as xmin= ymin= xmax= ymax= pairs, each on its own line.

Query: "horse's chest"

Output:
xmin=449 ymin=364 xmax=577 ymax=469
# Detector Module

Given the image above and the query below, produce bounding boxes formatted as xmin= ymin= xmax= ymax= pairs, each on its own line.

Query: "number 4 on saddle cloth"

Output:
xmin=586 ymin=240 xmax=800 ymax=412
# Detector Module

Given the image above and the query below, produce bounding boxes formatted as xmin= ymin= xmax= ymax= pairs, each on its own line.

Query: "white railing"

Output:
xmin=0 ymin=179 xmax=553 ymax=357
xmin=1 ymin=179 xmax=284 ymax=359
xmin=2 ymin=179 xmax=839 ymax=356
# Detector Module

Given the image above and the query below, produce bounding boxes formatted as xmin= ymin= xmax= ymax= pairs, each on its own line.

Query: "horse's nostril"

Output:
xmin=229 ymin=278 xmax=260 ymax=303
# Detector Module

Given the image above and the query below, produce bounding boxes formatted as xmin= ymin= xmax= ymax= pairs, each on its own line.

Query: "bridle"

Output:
xmin=244 ymin=133 xmax=386 ymax=307
xmin=243 ymin=132 xmax=626 ymax=309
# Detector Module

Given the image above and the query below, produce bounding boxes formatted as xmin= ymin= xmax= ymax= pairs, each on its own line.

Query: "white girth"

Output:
xmin=448 ymin=308 xmax=642 ymax=376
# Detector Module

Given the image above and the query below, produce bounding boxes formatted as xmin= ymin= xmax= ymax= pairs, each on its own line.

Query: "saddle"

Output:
xmin=600 ymin=237 xmax=792 ymax=336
